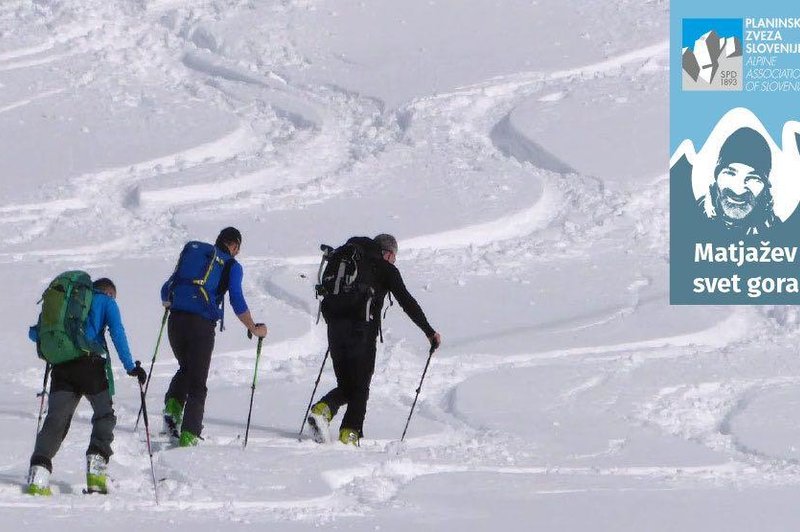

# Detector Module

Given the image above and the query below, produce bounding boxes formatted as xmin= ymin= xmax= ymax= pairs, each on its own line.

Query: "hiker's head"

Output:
xmin=374 ymin=233 xmax=398 ymax=264
xmin=93 ymin=278 xmax=117 ymax=299
xmin=711 ymin=127 xmax=773 ymax=224
xmin=216 ymin=226 xmax=242 ymax=257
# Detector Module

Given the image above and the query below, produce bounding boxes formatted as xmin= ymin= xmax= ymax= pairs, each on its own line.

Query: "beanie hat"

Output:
xmin=715 ymin=127 xmax=771 ymax=181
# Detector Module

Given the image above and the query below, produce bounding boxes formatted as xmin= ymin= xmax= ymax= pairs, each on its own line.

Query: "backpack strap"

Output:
xmin=192 ymin=247 xmax=219 ymax=304
xmin=333 ymin=260 xmax=348 ymax=295
xmin=378 ymin=293 xmax=393 ymax=344
xmin=217 ymin=259 xmax=233 ymax=296
xmin=216 ymin=258 xmax=234 ymax=331
xmin=382 ymin=292 xmax=394 ymax=320
xmin=70 ymin=283 xmax=105 ymax=355
xmin=100 ymin=337 xmax=115 ymax=396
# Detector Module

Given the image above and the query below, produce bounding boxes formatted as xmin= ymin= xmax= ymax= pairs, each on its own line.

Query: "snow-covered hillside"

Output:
xmin=6 ymin=1 xmax=800 ymax=531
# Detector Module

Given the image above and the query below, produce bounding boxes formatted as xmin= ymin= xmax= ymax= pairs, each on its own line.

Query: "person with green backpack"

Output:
xmin=26 ymin=275 xmax=145 ymax=496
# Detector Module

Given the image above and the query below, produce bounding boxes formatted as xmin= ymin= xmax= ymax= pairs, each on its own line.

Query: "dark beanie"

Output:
xmin=215 ymin=227 xmax=242 ymax=248
xmin=715 ymin=127 xmax=771 ymax=180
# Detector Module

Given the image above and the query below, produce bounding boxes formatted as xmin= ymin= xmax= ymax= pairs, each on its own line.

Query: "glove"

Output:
xmin=428 ymin=332 xmax=441 ymax=351
xmin=128 ymin=361 xmax=147 ymax=385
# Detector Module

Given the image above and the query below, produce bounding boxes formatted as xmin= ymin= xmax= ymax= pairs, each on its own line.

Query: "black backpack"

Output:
xmin=316 ymin=237 xmax=382 ymax=321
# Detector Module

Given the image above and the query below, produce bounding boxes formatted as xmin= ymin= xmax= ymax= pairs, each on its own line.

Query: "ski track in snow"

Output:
xmin=2 ymin=0 xmax=791 ymax=526
xmin=0 ymin=53 xmax=73 ymax=72
xmin=0 ymin=89 xmax=65 ymax=115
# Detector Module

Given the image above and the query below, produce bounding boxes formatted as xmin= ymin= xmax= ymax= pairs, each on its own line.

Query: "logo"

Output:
xmin=682 ymin=19 xmax=743 ymax=91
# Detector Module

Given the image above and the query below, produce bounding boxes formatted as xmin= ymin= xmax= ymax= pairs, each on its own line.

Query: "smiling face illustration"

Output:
xmin=700 ymin=126 xmax=779 ymax=236
xmin=714 ymin=161 xmax=766 ymax=221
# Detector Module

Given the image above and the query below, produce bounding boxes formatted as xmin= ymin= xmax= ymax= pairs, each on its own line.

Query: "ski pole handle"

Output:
xmin=247 ymin=322 xmax=266 ymax=340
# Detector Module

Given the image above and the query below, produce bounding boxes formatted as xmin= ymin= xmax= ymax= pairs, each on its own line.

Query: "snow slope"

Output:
xmin=6 ymin=1 xmax=800 ymax=531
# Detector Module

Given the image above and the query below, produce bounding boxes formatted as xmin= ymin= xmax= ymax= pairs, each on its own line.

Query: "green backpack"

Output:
xmin=36 ymin=271 xmax=102 ymax=365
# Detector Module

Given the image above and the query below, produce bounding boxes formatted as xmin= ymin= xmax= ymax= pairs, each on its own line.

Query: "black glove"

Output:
xmin=429 ymin=333 xmax=441 ymax=350
xmin=128 ymin=361 xmax=147 ymax=385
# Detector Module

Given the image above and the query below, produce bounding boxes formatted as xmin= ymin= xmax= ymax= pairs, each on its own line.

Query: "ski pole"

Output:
xmin=400 ymin=345 xmax=438 ymax=442
xmin=137 ymin=375 xmax=159 ymax=505
xmin=135 ymin=308 xmax=169 ymax=431
xmin=243 ymin=334 xmax=265 ymax=449
xmin=297 ymin=347 xmax=330 ymax=441
xmin=35 ymin=363 xmax=52 ymax=436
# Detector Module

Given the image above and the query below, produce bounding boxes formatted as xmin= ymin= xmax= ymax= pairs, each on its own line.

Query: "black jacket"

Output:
xmin=370 ymin=258 xmax=435 ymax=338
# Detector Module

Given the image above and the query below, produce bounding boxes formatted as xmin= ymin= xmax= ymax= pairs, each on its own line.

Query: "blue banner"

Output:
xmin=671 ymin=0 xmax=800 ymax=304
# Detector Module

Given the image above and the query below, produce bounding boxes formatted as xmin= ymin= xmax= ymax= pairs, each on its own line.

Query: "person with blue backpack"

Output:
xmin=26 ymin=276 xmax=145 ymax=496
xmin=160 ymin=227 xmax=268 ymax=447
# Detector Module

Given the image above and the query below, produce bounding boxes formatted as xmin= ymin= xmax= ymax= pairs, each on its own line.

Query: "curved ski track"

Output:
xmin=2 ymin=0 xmax=793 ymax=526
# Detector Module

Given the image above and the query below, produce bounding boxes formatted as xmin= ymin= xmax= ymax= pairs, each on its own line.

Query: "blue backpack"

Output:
xmin=167 ymin=241 xmax=231 ymax=322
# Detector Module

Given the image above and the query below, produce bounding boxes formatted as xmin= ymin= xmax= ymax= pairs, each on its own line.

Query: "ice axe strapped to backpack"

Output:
xmin=314 ymin=245 xmax=333 ymax=324
xmin=315 ymin=237 xmax=382 ymax=323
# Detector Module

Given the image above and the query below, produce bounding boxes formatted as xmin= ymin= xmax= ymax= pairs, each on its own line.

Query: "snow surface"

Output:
xmin=6 ymin=1 xmax=800 ymax=531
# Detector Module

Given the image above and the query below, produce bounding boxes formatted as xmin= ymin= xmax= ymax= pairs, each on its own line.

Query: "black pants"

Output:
xmin=318 ymin=320 xmax=377 ymax=436
xmin=164 ymin=311 xmax=215 ymax=436
xmin=31 ymin=356 xmax=115 ymax=472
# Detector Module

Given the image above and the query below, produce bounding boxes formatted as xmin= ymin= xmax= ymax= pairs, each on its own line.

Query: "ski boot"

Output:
xmin=307 ymin=402 xmax=332 ymax=444
xmin=26 ymin=465 xmax=52 ymax=496
xmin=86 ymin=454 xmax=108 ymax=494
xmin=162 ymin=397 xmax=183 ymax=440
xmin=339 ymin=427 xmax=359 ymax=447
xmin=179 ymin=430 xmax=200 ymax=448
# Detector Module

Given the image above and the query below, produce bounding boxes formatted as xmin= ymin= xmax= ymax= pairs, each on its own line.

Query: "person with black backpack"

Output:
xmin=308 ymin=234 xmax=441 ymax=446
xmin=160 ymin=227 xmax=268 ymax=447
xmin=26 ymin=276 xmax=145 ymax=496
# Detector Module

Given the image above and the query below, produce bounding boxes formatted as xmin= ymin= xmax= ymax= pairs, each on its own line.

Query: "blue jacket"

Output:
xmin=29 ymin=291 xmax=135 ymax=373
xmin=160 ymin=257 xmax=249 ymax=322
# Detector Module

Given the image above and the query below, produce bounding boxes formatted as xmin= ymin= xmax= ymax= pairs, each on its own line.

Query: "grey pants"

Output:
xmin=30 ymin=357 xmax=116 ymax=472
